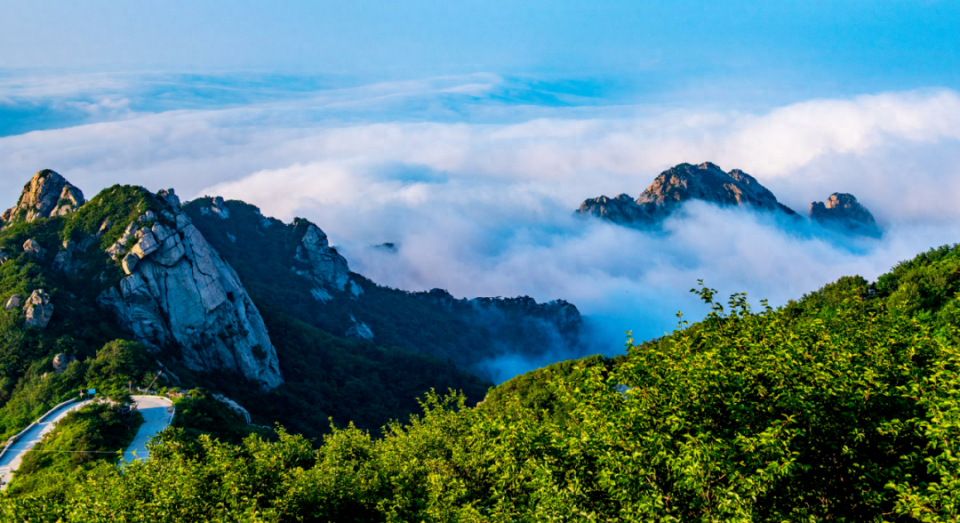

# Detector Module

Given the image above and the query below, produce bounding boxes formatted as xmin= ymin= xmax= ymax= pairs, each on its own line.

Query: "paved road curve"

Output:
xmin=122 ymin=395 xmax=175 ymax=464
xmin=0 ymin=399 xmax=93 ymax=489
xmin=0 ymin=395 xmax=175 ymax=489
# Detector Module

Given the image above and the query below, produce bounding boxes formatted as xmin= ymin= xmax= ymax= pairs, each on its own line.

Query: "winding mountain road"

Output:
xmin=0 ymin=395 xmax=174 ymax=489
xmin=122 ymin=395 xmax=175 ymax=463
xmin=0 ymin=399 xmax=93 ymax=489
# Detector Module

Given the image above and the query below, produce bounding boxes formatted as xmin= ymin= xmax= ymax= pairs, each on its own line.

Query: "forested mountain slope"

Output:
xmin=0 ymin=168 xmax=601 ymax=500
xmin=184 ymin=197 xmax=586 ymax=375
xmin=7 ymin=239 xmax=960 ymax=521
xmin=0 ymin=171 xmax=492 ymax=461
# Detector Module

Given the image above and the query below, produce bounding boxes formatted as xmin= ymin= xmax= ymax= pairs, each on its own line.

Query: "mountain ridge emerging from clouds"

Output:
xmin=182 ymin=196 xmax=588 ymax=380
xmin=0 ymin=168 xmax=590 ymax=455
xmin=577 ymin=162 xmax=880 ymax=237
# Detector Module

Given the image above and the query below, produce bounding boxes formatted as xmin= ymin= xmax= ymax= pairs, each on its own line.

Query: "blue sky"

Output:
xmin=3 ymin=1 xmax=959 ymax=98
xmin=3 ymin=1 xmax=960 ymax=377
xmin=2 ymin=0 xmax=959 ymax=136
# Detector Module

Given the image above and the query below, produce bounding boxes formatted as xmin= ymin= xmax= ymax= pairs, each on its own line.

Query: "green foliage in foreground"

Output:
xmin=5 ymin=246 xmax=960 ymax=521
xmin=193 ymin=305 xmax=490 ymax=439
xmin=5 ymin=403 xmax=143 ymax=499
xmin=171 ymin=388 xmax=269 ymax=444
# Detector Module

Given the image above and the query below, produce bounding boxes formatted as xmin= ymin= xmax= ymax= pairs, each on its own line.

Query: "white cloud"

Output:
xmin=2 ymin=79 xmax=960 ymax=364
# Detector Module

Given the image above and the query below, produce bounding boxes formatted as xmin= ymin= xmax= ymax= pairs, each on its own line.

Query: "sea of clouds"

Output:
xmin=3 ymin=72 xmax=960 ymax=380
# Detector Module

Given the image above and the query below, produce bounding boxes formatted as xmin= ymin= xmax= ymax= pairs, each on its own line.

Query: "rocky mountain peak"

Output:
xmin=809 ymin=193 xmax=880 ymax=238
xmin=636 ymin=162 xmax=792 ymax=214
xmin=0 ymin=173 xmax=288 ymax=389
xmin=577 ymin=162 xmax=796 ymax=227
xmin=1 ymin=169 xmax=85 ymax=225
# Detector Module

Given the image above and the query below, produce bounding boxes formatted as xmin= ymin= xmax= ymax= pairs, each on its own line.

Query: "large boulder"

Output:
xmin=23 ymin=239 xmax=46 ymax=259
xmin=23 ymin=289 xmax=54 ymax=329
xmin=98 ymin=194 xmax=283 ymax=389
xmin=5 ymin=294 xmax=21 ymax=310
xmin=52 ymin=353 xmax=75 ymax=374
xmin=1 ymin=170 xmax=85 ymax=224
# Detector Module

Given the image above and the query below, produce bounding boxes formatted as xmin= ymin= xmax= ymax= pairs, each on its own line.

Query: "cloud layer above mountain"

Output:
xmin=3 ymin=74 xmax=960 ymax=370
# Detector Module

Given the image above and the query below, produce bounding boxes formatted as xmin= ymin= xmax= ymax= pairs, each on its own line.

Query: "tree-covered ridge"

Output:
xmin=6 ymin=244 xmax=959 ymax=521
xmin=183 ymin=197 xmax=588 ymax=376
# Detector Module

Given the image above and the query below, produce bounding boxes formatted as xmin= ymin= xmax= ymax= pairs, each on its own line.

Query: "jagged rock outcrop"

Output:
xmin=1 ymin=170 xmax=85 ymax=225
xmin=293 ymin=219 xmax=351 ymax=292
xmin=52 ymin=353 xmax=76 ymax=374
xmin=97 ymin=191 xmax=283 ymax=389
xmin=577 ymin=162 xmax=796 ymax=227
xmin=157 ymin=189 xmax=181 ymax=208
xmin=23 ymin=289 xmax=53 ymax=329
xmin=809 ymin=193 xmax=881 ymax=238
xmin=23 ymin=239 xmax=46 ymax=259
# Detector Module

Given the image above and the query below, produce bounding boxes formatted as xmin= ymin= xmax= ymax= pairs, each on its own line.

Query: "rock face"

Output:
xmin=293 ymin=219 xmax=351 ymax=292
xmin=23 ymin=289 xmax=54 ymax=329
xmin=578 ymin=162 xmax=796 ymax=226
xmin=1 ymin=170 xmax=85 ymax=225
xmin=809 ymin=193 xmax=881 ymax=238
xmin=98 ymin=191 xmax=283 ymax=389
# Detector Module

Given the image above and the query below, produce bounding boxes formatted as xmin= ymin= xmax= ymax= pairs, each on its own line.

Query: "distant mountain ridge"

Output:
xmin=577 ymin=162 xmax=880 ymax=237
